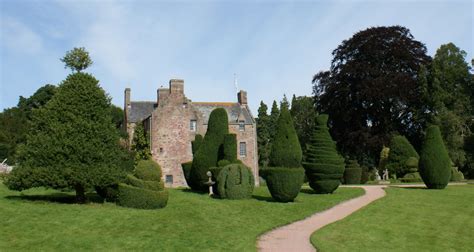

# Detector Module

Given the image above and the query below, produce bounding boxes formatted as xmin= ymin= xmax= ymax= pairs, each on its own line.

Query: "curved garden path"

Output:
xmin=257 ymin=185 xmax=387 ymax=252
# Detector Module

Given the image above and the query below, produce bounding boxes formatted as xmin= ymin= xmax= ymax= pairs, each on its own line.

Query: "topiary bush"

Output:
xmin=265 ymin=167 xmax=305 ymax=202
xmin=181 ymin=161 xmax=193 ymax=187
xmin=192 ymin=134 xmax=203 ymax=155
xmin=265 ymin=106 xmax=304 ymax=202
xmin=450 ymin=162 xmax=464 ymax=182
xmin=190 ymin=108 xmax=229 ymax=192
xmin=134 ymin=159 xmax=162 ymax=181
xmin=405 ymin=157 xmax=419 ymax=173
xmin=419 ymin=125 xmax=451 ymax=189
xmin=344 ymin=160 xmax=362 ymax=184
xmin=400 ymin=172 xmax=422 ymax=183
xmin=117 ymin=159 xmax=168 ymax=209
xmin=223 ymin=134 xmax=237 ymax=162
xmin=360 ymin=166 xmax=369 ymax=184
xmin=302 ymin=114 xmax=345 ymax=193
xmin=216 ymin=164 xmax=254 ymax=199
xmin=386 ymin=135 xmax=419 ymax=178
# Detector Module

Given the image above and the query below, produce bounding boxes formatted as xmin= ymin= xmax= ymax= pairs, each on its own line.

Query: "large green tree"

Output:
xmin=427 ymin=43 xmax=472 ymax=168
xmin=256 ymin=101 xmax=271 ymax=168
xmin=61 ymin=47 xmax=93 ymax=73
xmin=312 ymin=26 xmax=431 ymax=159
xmin=5 ymin=72 xmax=132 ymax=203
xmin=290 ymin=95 xmax=317 ymax=159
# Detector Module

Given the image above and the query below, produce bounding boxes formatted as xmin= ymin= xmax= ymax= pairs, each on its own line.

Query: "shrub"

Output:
xmin=401 ymin=172 xmax=422 ymax=183
xmin=135 ymin=160 xmax=162 ymax=181
xmin=192 ymin=134 xmax=203 ymax=155
xmin=191 ymin=108 xmax=229 ymax=191
xmin=117 ymin=159 xmax=168 ymax=209
xmin=450 ymin=162 xmax=464 ymax=182
xmin=265 ymin=167 xmax=305 ymax=202
xmin=117 ymin=183 xmax=168 ymax=209
xmin=216 ymin=164 xmax=254 ymax=199
xmin=302 ymin=114 xmax=345 ymax=193
xmin=269 ymin=106 xmax=302 ymax=168
xmin=223 ymin=134 xmax=237 ymax=162
xmin=344 ymin=160 xmax=362 ymax=184
xmin=405 ymin=157 xmax=419 ymax=173
xmin=95 ymin=184 xmax=119 ymax=202
xmin=360 ymin=166 xmax=369 ymax=184
xmin=181 ymin=161 xmax=193 ymax=187
xmin=217 ymin=159 xmax=231 ymax=167
xmin=386 ymin=135 xmax=419 ymax=177
xmin=419 ymin=125 xmax=451 ymax=189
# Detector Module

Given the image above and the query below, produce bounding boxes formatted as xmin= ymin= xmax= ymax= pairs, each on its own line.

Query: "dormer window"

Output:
xmin=239 ymin=120 xmax=245 ymax=131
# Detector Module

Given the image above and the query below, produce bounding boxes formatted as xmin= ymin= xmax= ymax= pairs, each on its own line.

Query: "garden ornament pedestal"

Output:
xmin=205 ymin=171 xmax=215 ymax=196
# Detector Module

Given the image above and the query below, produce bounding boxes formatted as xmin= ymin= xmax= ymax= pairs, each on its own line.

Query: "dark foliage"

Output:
xmin=190 ymin=108 xmax=229 ymax=191
xmin=192 ymin=134 xmax=203 ymax=155
xmin=256 ymin=101 xmax=271 ymax=168
xmin=344 ymin=160 xmax=362 ymax=184
xmin=290 ymin=95 xmax=317 ymax=160
xmin=360 ymin=166 xmax=369 ymax=184
xmin=313 ymin=26 xmax=431 ymax=159
xmin=216 ymin=164 xmax=254 ymax=199
xmin=303 ymin=114 xmax=345 ymax=193
xmin=269 ymin=106 xmax=302 ymax=168
xmin=419 ymin=126 xmax=451 ymax=189
xmin=265 ymin=167 xmax=305 ymax=202
xmin=181 ymin=161 xmax=193 ymax=187
xmin=223 ymin=134 xmax=237 ymax=162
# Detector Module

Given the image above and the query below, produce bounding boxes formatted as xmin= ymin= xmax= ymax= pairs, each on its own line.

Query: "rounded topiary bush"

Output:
xmin=344 ymin=160 xmax=362 ymax=184
xmin=216 ymin=164 xmax=254 ymax=199
xmin=450 ymin=162 xmax=464 ymax=182
xmin=302 ymin=114 xmax=345 ymax=193
xmin=405 ymin=157 xmax=419 ymax=173
xmin=265 ymin=106 xmax=304 ymax=202
xmin=265 ymin=167 xmax=305 ymax=202
xmin=134 ymin=160 xmax=162 ymax=181
xmin=419 ymin=125 xmax=451 ymax=189
xmin=117 ymin=183 xmax=168 ymax=209
xmin=386 ymin=135 xmax=419 ymax=178
xmin=117 ymin=159 xmax=168 ymax=209
xmin=401 ymin=172 xmax=422 ymax=183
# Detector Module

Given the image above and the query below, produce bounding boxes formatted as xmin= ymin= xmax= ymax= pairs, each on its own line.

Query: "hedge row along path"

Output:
xmin=257 ymin=185 xmax=387 ymax=252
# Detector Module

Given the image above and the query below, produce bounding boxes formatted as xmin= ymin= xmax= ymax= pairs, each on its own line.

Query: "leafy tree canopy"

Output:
xmin=61 ymin=47 xmax=93 ymax=73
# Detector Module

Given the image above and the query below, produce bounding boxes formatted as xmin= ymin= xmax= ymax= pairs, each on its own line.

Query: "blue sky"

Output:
xmin=1 ymin=0 xmax=473 ymax=114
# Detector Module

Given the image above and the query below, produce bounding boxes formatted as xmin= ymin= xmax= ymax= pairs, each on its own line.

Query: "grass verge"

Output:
xmin=311 ymin=185 xmax=474 ymax=251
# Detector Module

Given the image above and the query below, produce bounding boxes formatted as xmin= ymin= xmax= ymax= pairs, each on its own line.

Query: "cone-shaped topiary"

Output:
xmin=192 ymin=134 xmax=203 ymax=155
xmin=118 ymin=159 xmax=168 ymax=209
xmin=302 ymin=114 xmax=345 ymax=193
xmin=223 ymin=134 xmax=237 ymax=162
xmin=386 ymin=135 xmax=419 ymax=177
xmin=344 ymin=160 xmax=362 ymax=184
xmin=269 ymin=106 xmax=302 ymax=168
xmin=266 ymin=106 xmax=304 ymax=202
xmin=216 ymin=164 xmax=254 ymax=199
xmin=419 ymin=125 xmax=451 ymax=189
xmin=190 ymin=108 xmax=229 ymax=191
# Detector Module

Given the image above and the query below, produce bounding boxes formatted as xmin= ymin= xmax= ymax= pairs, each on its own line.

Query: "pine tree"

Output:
xmin=256 ymin=101 xmax=271 ymax=167
xmin=303 ymin=114 xmax=345 ymax=193
xmin=269 ymin=100 xmax=280 ymax=141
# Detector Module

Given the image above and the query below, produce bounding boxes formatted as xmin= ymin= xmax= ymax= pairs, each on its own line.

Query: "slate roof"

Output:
xmin=129 ymin=101 xmax=156 ymax=123
xmin=128 ymin=101 xmax=255 ymax=125
xmin=193 ymin=102 xmax=255 ymax=125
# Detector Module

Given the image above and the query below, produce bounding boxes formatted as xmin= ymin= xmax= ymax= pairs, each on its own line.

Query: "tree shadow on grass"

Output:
xmin=252 ymin=195 xmax=276 ymax=202
xmin=5 ymin=192 xmax=105 ymax=204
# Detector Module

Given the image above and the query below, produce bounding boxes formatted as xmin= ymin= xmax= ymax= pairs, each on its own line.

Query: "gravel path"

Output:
xmin=257 ymin=186 xmax=387 ymax=252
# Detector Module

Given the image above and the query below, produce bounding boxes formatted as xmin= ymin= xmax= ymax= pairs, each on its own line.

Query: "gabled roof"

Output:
xmin=129 ymin=101 xmax=156 ymax=123
xmin=193 ymin=102 xmax=254 ymax=125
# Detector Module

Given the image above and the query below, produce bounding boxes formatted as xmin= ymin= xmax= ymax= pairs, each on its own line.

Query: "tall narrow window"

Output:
xmin=190 ymin=120 xmax=197 ymax=131
xmin=166 ymin=175 xmax=173 ymax=184
xmin=239 ymin=120 xmax=245 ymax=131
xmin=239 ymin=142 xmax=247 ymax=157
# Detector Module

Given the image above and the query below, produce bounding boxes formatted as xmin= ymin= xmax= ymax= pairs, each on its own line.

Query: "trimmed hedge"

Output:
xmin=344 ymin=160 xmax=362 ymax=184
xmin=181 ymin=161 xmax=193 ymax=187
xmin=125 ymin=174 xmax=164 ymax=191
xmin=302 ymin=114 xmax=345 ymax=193
xmin=135 ymin=160 xmax=162 ymax=181
xmin=192 ymin=134 xmax=203 ymax=155
xmin=216 ymin=164 xmax=254 ymax=199
xmin=223 ymin=134 xmax=237 ymax=162
xmin=117 ymin=183 xmax=168 ymax=209
xmin=191 ymin=108 xmax=229 ymax=191
xmin=95 ymin=185 xmax=119 ymax=202
xmin=401 ymin=172 xmax=422 ymax=183
xmin=269 ymin=106 xmax=302 ymax=168
xmin=265 ymin=167 xmax=305 ymax=202
xmin=218 ymin=159 xmax=231 ymax=167
xmin=419 ymin=125 xmax=451 ymax=189
xmin=405 ymin=157 xmax=419 ymax=173
xmin=450 ymin=163 xmax=464 ymax=182
xmin=386 ymin=135 xmax=419 ymax=177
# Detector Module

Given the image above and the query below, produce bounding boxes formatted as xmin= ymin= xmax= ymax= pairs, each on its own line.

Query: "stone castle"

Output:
xmin=124 ymin=79 xmax=259 ymax=187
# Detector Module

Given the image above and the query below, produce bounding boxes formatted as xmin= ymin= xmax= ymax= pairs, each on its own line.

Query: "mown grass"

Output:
xmin=311 ymin=185 xmax=474 ymax=252
xmin=0 ymin=183 xmax=363 ymax=251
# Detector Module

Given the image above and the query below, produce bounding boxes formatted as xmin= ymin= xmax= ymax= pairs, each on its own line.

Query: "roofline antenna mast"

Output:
xmin=234 ymin=73 xmax=239 ymax=94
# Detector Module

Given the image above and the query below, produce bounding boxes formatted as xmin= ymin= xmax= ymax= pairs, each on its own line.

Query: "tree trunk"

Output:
xmin=75 ymin=184 xmax=86 ymax=204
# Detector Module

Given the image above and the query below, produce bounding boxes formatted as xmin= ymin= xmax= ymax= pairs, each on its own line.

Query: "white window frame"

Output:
xmin=239 ymin=142 xmax=246 ymax=157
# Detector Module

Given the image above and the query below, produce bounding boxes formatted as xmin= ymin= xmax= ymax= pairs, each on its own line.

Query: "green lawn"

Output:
xmin=311 ymin=185 xmax=474 ymax=252
xmin=0 ymin=183 xmax=363 ymax=251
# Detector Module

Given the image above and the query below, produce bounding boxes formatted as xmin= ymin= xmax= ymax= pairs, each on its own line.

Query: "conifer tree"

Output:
xmin=419 ymin=125 xmax=451 ymax=189
xmin=303 ymin=114 xmax=345 ymax=193
xmin=269 ymin=100 xmax=280 ymax=140
xmin=256 ymin=101 xmax=271 ymax=167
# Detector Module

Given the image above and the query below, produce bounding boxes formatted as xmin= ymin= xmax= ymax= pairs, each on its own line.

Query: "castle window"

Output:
xmin=239 ymin=120 xmax=245 ymax=131
xmin=166 ymin=175 xmax=173 ymax=184
xmin=160 ymin=147 xmax=164 ymax=153
xmin=239 ymin=142 xmax=246 ymax=157
xmin=190 ymin=120 xmax=197 ymax=131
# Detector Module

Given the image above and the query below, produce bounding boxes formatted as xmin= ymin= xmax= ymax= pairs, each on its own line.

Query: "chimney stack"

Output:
xmin=238 ymin=90 xmax=247 ymax=105
xmin=169 ymin=79 xmax=184 ymax=94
